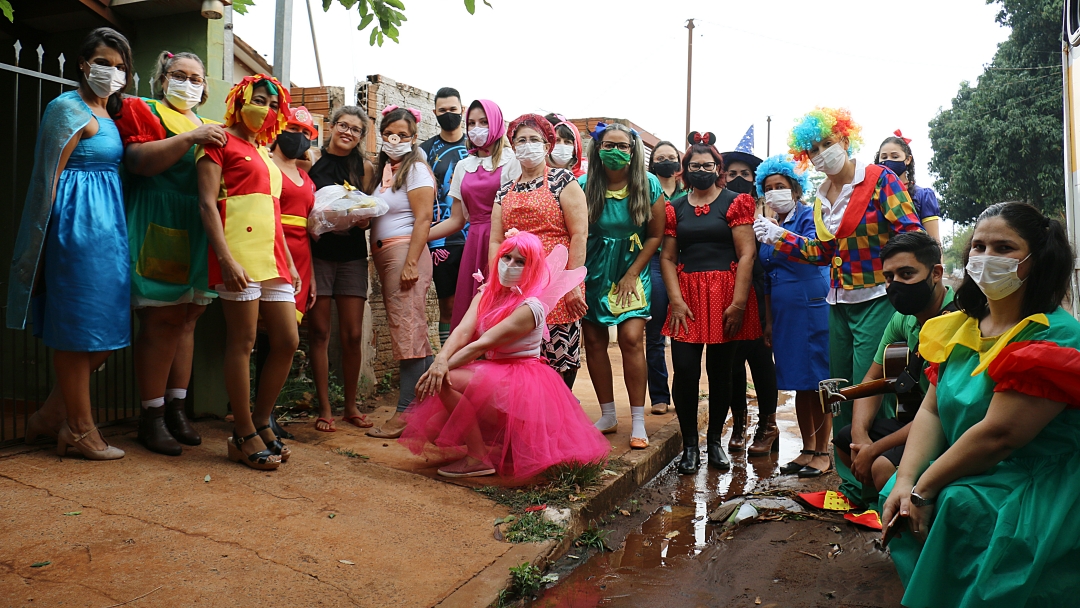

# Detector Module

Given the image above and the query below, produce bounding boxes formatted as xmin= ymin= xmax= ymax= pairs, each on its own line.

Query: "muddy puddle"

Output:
xmin=533 ymin=392 xmax=904 ymax=608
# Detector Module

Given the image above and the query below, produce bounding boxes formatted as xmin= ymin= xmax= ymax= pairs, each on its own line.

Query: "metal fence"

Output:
xmin=0 ymin=41 xmax=139 ymax=447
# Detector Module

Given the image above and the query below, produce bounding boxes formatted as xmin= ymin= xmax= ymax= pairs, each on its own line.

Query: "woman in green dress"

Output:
xmin=580 ymin=123 xmax=665 ymax=450
xmin=114 ymin=51 xmax=227 ymax=455
xmin=880 ymin=202 xmax=1080 ymax=608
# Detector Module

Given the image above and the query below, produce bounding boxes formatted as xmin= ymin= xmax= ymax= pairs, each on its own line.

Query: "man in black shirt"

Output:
xmin=419 ymin=87 xmax=470 ymax=345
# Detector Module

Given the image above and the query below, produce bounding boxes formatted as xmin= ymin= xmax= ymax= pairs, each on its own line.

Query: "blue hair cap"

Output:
xmin=755 ymin=154 xmax=809 ymax=198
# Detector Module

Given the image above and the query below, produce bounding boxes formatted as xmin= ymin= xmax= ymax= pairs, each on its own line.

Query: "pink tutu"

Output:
xmin=399 ymin=357 xmax=611 ymax=483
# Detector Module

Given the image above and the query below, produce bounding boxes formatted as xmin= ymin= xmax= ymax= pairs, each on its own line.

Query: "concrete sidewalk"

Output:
xmin=0 ymin=345 xmax=699 ymax=607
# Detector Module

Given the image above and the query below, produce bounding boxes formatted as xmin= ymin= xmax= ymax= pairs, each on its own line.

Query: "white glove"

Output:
xmin=753 ymin=216 xmax=785 ymax=244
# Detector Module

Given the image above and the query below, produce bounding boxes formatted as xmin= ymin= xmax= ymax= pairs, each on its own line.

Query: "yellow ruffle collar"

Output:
xmin=918 ymin=310 xmax=1050 ymax=377
xmin=147 ymin=99 xmax=220 ymax=136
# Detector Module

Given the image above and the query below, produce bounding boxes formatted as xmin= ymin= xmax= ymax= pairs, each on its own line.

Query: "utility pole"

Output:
xmin=305 ymin=0 xmax=324 ymax=86
xmin=685 ymin=18 xmax=694 ymax=141
xmin=273 ymin=0 xmax=293 ymax=86
xmin=766 ymin=115 xmax=771 ymax=156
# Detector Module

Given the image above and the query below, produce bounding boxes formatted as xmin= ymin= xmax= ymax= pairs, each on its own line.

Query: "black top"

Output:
xmin=669 ymin=189 xmax=740 ymax=274
xmin=308 ymin=151 xmax=367 ymax=262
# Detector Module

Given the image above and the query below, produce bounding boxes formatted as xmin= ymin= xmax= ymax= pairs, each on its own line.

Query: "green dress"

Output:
xmin=580 ymin=172 xmax=662 ymax=326
xmin=116 ymin=97 xmax=217 ymax=306
xmin=881 ymin=307 xmax=1080 ymax=608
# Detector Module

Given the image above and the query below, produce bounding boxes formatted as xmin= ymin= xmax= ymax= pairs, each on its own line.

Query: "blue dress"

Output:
xmin=32 ymin=115 xmax=131 ymax=351
xmin=759 ymin=203 xmax=829 ymax=390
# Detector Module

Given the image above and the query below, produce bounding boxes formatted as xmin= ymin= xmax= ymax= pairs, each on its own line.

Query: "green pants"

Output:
xmin=828 ymin=296 xmax=896 ymax=505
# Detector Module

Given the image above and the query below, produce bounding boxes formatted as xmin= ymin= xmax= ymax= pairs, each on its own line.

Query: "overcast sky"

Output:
xmin=235 ymin=0 xmax=1013 ymax=230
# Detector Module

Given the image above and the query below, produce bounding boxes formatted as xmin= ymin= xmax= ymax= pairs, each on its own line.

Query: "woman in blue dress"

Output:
xmin=755 ymin=155 xmax=831 ymax=476
xmin=6 ymin=28 xmax=133 ymax=460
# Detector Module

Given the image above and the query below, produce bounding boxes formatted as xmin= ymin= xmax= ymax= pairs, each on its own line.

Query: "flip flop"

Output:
xmin=315 ymin=417 xmax=336 ymax=432
xmin=342 ymin=414 xmax=374 ymax=429
xmin=366 ymin=425 xmax=404 ymax=439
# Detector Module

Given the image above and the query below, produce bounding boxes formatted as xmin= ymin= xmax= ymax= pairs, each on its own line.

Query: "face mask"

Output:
xmin=686 ymin=170 xmax=718 ymax=191
xmin=382 ymin=141 xmax=413 ymax=160
xmin=550 ymin=143 xmax=574 ymax=166
xmin=165 ymin=78 xmax=203 ymax=111
xmin=468 ymin=127 xmax=489 ymax=147
xmin=651 ymin=160 xmax=680 ymax=178
xmin=727 ymin=176 xmax=754 ymax=195
xmin=599 ymin=148 xmax=631 ymax=171
xmin=436 ymin=112 xmax=462 ymax=132
xmin=810 ymin=143 xmax=848 ymax=176
xmin=84 ymin=62 xmax=126 ymax=99
xmin=276 ymin=131 xmax=311 ymax=160
xmin=965 ymin=254 xmax=1031 ymax=301
xmin=764 ymin=189 xmax=796 ymax=215
xmin=887 ymin=274 xmax=936 ymax=315
xmin=240 ymin=104 xmax=276 ymax=133
xmin=880 ymin=159 xmax=908 ymax=178
xmin=498 ymin=259 xmax=524 ymax=287
xmin=515 ymin=142 xmax=547 ymax=168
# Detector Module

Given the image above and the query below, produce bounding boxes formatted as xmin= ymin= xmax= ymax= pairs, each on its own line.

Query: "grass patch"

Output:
xmin=575 ymin=526 xmax=610 ymax=552
xmin=476 ymin=459 xmax=615 ymax=512
xmin=504 ymin=512 xmax=564 ymax=544
xmin=333 ymin=448 xmax=369 ymax=460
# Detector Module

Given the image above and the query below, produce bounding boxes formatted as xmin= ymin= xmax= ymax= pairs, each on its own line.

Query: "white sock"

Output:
xmin=141 ymin=397 xmax=165 ymax=409
xmin=595 ymin=402 xmax=617 ymax=430
xmin=165 ymin=388 xmax=187 ymax=402
xmin=631 ymin=406 xmax=647 ymax=439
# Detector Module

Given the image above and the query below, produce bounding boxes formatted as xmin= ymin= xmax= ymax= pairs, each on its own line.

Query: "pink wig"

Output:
xmin=476 ymin=231 xmax=550 ymax=332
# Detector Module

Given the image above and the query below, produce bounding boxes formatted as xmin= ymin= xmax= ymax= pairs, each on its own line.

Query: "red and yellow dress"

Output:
xmin=196 ymin=135 xmax=291 ymax=289
xmin=279 ymin=170 xmax=315 ymax=321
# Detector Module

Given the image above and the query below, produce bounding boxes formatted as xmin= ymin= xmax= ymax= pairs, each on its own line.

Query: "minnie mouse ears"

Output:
xmin=687 ymin=131 xmax=717 ymax=146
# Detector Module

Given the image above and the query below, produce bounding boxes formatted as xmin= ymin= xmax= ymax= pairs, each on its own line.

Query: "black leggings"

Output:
xmin=670 ymin=340 xmax=744 ymax=447
xmin=731 ymin=338 xmax=778 ymax=419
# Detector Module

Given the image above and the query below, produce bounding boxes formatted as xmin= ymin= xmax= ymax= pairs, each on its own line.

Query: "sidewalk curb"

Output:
xmin=436 ymin=407 xmax=706 ymax=607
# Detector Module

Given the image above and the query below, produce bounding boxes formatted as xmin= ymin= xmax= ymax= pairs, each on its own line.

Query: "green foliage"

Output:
xmin=943 ymin=224 xmax=975 ymax=274
xmin=508 ymin=562 xmax=543 ymax=599
xmin=544 ymin=460 xmax=605 ymax=489
xmin=315 ymin=0 xmax=487 ymax=45
xmin=333 ymin=447 xmax=369 ymax=459
xmin=504 ymin=513 xmax=564 ymax=544
xmin=928 ymin=0 xmax=1065 ymax=223
xmin=1 ymin=0 xmax=14 ymax=22
xmin=575 ymin=526 xmax=610 ymax=551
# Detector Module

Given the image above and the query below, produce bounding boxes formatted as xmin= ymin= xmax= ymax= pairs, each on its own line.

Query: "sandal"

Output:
xmin=256 ymin=424 xmax=291 ymax=463
xmin=227 ymin=431 xmax=281 ymax=470
xmin=366 ymin=425 xmax=404 ymax=439
xmin=342 ymin=414 xmax=374 ymax=429
xmin=437 ymin=458 xmax=496 ymax=478
xmin=315 ymin=417 xmax=336 ymax=432
xmin=780 ymin=449 xmax=816 ymax=475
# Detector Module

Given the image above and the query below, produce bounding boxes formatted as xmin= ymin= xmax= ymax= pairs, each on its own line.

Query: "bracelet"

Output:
xmin=730 ymin=302 xmax=746 ymax=310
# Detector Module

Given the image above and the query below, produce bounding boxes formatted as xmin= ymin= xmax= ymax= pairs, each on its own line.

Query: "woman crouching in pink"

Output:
xmin=400 ymin=230 xmax=610 ymax=480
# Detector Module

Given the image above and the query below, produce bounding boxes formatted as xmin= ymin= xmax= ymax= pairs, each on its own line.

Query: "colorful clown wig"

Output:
xmin=476 ymin=231 xmax=550 ymax=332
xmin=224 ymin=74 xmax=292 ymax=146
xmin=755 ymin=154 xmax=810 ymax=199
xmin=787 ymin=107 xmax=862 ymax=169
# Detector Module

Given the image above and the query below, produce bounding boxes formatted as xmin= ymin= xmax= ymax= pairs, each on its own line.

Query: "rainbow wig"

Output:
xmin=224 ymin=74 xmax=292 ymax=146
xmin=787 ymin=107 xmax=862 ymax=168
xmin=755 ymin=154 xmax=809 ymax=198
xmin=476 ymin=231 xmax=550 ymax=332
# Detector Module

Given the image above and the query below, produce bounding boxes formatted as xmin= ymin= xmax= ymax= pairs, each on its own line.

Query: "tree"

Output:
xmin=942 ymin=224 xmax=975 ymax=275
xmin=927 ymin=0 xmax=1064 ymax=224
xmin=231 ymin=0 xmax=490 ymax=46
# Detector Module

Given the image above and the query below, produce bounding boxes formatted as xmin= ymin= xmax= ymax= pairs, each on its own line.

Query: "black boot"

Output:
xmin=164 ymin=398 xmax=202 ymax=446
xmin=139 ymin=406 xmax=183 ymax=456
xmin=707 ymin=433 xmax=730 ymax=470
xmin=677 ymin=445 xmax=700 ymax=474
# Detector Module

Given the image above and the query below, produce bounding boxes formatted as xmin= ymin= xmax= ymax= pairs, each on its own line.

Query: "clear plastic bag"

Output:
xmin=308 ymin=185 xmax=389 ymax=238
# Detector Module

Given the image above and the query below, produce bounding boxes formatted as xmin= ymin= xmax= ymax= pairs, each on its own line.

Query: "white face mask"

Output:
xmin=515 ymin=142 xmax=547 ymax=168
xmin=468 ymin=127 xmax=489 ymax=147
xmin=550 ymin=143 xmax=574 ymax=166
xmin=164 ymin=78 xmax=204 ymax=111
xmin=810 ymin=143 xmax=848 ymax=176
xmin=764 ymin=188 xmax=796 ymax=215
xmin=84 ymin=62 xmax=126 ymax=99
xmin=382 ymin=141 xmax=413 ymax=160
xmin=498 ymin=259 xmax=524 ymax=287
xmin=965 ymin=253 xmax=1031 ymax=301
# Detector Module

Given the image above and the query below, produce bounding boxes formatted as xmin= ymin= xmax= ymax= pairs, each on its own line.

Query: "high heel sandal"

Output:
xmin=227 ymin=431 xmax=281 ymax=470
xmin=57 ymin=423 xmax=125 ymax=461
xmin=256 ymin=424 xmax=290 ymax=463
xmin=797 ymin=451 xmax=833 ymax=478
xmin=780 ymin=449 xmax=816 ymax=475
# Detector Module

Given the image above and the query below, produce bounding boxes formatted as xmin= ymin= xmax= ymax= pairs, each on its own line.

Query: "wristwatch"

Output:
xmin=909 ymin=490 xmax=935 ymax=507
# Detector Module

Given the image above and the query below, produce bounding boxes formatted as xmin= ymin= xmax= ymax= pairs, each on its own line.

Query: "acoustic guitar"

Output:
xmin=818 ymin=343 xmax=922 ymax=422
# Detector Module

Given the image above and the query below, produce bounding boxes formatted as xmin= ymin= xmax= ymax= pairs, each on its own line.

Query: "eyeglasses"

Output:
xmin=653 ymin=155 xmax=678 ymax=163
xmin=688 ymin=162 xmax=717 ymax=172
xmin=335 ymin=122 xmax=365 ymax=138
xmin=727 ymin=169 xmax=753 ymax=180
xmin=600 ymin=141 xmax=632 ymax=152
xmin=514 ymin=137 xmax=546 ymax=146
xmin=167 ymin=71 xmax=204 ymax=85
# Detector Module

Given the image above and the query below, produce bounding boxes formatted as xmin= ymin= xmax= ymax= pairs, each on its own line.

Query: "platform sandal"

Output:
xmin=256 ymin=424 xmax=291 ymax=463
xmin=227 ymin=431 xmax=281 ymax=470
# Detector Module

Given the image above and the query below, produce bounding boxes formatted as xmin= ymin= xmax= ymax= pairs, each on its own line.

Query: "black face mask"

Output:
xmin=726 ymin=176 xmax=755 ymax=195
xmin=436 ymin=112 xmax=462 ymax=132
xmin=686 ymin=170 xmax=718 ymax=191
xmin=276 ymin=131 xmax=311 ymax=160
xmin=887 ymin=274 xmax=936 ymax=316
xmin=651 ymin=160 xmax=680 ymax=178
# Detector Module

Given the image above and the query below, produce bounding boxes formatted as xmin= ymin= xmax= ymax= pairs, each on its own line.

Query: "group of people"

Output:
xmin=8 ymin=27 xmax=1080 ymax=607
